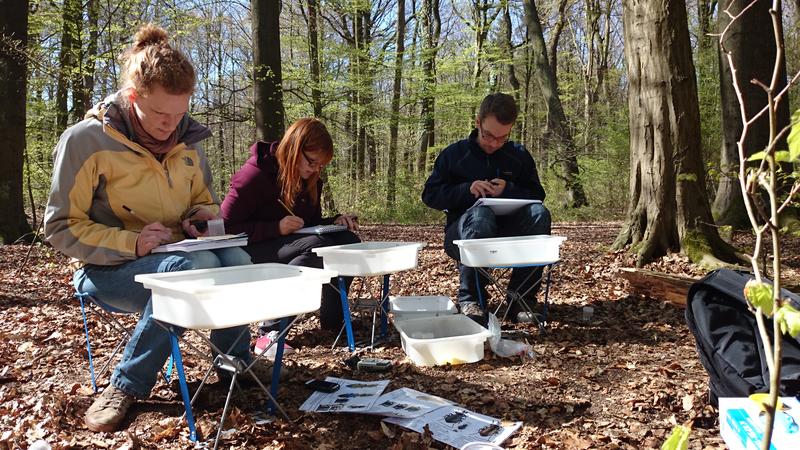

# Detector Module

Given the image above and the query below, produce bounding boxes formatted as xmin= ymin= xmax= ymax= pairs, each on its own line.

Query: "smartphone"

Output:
xmin=357 ymin=358 xmax=391 ymax=372
xmin=190 ymin=219 xmax=208 ymax=233
xmin=305 ymin=379 xmax=340 ymax=393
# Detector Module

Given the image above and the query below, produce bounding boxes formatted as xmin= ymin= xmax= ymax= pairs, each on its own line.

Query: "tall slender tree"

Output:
xmin=387 ymin=0 xmax=406 ymax=208
xmin=614 ymin=0 xmax=739 ymax=266
xmin=417 ymin=0 xmax=440 ymax=175
xmin=253 ymin=0 xmax=285 ymax=142
xmin=0 ymin=0 xmax=33 ymax=243
xmin=523 ymin=0 xmax=588 ymax=207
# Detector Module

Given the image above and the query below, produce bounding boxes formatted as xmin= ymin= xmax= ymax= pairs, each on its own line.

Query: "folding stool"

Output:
xmin=75 ymin=292 xmax=172 ymax=392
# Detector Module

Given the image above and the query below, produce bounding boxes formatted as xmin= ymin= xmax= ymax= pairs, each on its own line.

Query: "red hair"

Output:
xmin=120 ymin=24 xmax=196 ymax=96
xmin=276 ymin=118 xmax=334 ymax=209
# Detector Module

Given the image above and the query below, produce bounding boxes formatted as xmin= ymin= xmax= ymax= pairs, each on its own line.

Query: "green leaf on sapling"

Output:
xmin=744 ymin=280 xmax=774 ymax=316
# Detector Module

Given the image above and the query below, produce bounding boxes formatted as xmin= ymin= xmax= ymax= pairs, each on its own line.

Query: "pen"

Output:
xmin=122 ymin=205 xmax=145 ymax=222
xmin=277 ymin=199 xmax=296 ymax=216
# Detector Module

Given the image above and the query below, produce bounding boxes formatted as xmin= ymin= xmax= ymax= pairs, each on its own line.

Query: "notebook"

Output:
xmin=468 ymin=198 xmax=542 ymax=215
xmin=294 ymin=224 xmax=348 ymax=235
xmin=152 ymin=233 xmax=248 ymax=253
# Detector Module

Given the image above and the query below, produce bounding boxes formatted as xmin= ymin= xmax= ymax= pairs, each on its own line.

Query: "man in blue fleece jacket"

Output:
xmin=422 ymin=93 xmax=551 ymax=325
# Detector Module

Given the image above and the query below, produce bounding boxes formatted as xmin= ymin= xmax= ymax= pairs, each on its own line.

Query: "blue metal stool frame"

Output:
xmin=75 ymin=292 xmax=173 ymax=392
xmin=473 ymin=261 xmax=558 ymax=331
xmin=333 ymin=274 xmax=390 ymax=352
xmin=158 ymin=315 xmax=296 ymax=449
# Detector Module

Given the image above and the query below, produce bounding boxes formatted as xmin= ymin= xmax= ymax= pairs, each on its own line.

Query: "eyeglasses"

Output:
xmin=301 ymin=150 xmax=326 ymax=170
xmin=479 ymin=126 xmax=510 ymax=145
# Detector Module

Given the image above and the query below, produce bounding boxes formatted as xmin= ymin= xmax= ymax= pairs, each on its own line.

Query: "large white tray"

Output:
xmin=453 ymin=235 xmax=566 ymax=267
xmin=394 ymin=315 xmax=492 ymax=366
xmin=312 ymin=241 xmax=426 ymax=276
xmin=135 ymin=263 xmax=337 ymax=329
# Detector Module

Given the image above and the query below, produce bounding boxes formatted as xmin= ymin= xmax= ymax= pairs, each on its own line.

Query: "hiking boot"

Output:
xmin=460 ymin=302 xmax=486 ymax=326
xmin=84 ymin=385 xmax=134 ymax=432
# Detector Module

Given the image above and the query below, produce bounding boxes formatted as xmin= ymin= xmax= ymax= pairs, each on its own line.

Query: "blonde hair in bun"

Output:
xmin=120 ymin=23 xmax=196 ymax=96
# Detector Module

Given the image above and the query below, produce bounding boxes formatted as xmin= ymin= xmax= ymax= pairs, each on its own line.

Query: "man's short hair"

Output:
xmin=477 ymin=93 xmax=518 ymax=125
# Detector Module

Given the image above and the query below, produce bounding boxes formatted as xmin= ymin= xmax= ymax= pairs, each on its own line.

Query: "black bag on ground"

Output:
xmin=685 ymin=268 xmax=800 ymax=406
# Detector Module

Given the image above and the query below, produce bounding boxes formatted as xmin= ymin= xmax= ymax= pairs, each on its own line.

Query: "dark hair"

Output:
xmin=477 ymin=93 xmax=518 ymax=124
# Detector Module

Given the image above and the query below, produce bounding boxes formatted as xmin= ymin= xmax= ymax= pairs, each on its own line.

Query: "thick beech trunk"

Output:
xmin=616 ymin=0 xmax=740 ymax=267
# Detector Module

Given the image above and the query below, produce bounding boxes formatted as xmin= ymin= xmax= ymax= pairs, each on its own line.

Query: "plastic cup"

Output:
xmin=207 ymin=218 xmax=225 ymax=236
xmin=582 ymin=305 xmax=594 ymax=323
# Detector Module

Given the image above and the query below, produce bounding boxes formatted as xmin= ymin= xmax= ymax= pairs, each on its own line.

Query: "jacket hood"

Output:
xmin=248 ymin=141 xmax=280 ymax=173
xmin=85 ymin=90 xmax=212 ymax=146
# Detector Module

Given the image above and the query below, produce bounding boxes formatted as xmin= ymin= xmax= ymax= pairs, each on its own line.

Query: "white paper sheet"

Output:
xmin=364 ymin=387 xmax=454 ymax=419
xmin=299 ymin=377 xmax=390 ymax=413
xmin=468 ymin=198 xmax=541 ymax=215
xmin=384 ymin=405 xmax=522 ymax=448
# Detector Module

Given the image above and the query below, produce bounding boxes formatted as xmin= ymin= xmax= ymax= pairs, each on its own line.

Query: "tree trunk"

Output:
xmin=616 ymin=0 xmax=739 ymax=267
xmin=307 ymin=0 xmax=323 ymax=118
xmin=252 ymin=0 xmax=285 ymax=142
xmin=306 ymin=0 xmax=335 ymax=212
xmin=502 ymin=2 xmax=520 ymax=105
xmin=548 ymin=0 xmax=569 ymax=81
xmin=713 ymin=0 xmax=790 ymax=228
xmin=56 ymin=0 xmax=79 ymax=134
xmin=0 ymin=0 xmax=33 ymax=243
xmin=696 ymin=0 xmax=715 ymax=50
xmin=417 ymin=0 xmax=440 ymax=176
xmin=387 ymin=0 xmax=406 ymax=209
xmin=523 ymin=0 xmax=588 ymax=208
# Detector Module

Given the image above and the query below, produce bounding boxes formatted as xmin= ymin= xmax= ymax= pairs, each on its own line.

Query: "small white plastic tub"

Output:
xmin=312 ymin=241 xmax=426 ymax=276
xmin=135 ymin=263 xmax=337 ymax=329
xmin=394 ymin=315 xmax=492 ymax=366
xmin=453 ymin=235 xmax=566 ymax=268
xmin=390 ymin=295 xmax=457 ymax=322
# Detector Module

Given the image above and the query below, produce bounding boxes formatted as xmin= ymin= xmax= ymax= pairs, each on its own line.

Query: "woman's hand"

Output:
xmin=279 ymin=215 xmax=305 ymax=235
xmin=181 ymin=210 xmax=216 ymax=237
xmin=136 ymin=222 xmax=173 ymax=256
xmin=334 ymin=213 xmax=359 ymax=231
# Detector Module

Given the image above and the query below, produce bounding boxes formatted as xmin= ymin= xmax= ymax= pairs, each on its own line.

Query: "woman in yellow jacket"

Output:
xmin=44 ymin=24 xmax=255 ymax=433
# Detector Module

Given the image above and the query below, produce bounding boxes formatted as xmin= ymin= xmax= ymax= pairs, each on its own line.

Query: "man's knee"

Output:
xmin=523 ymin=203 xmax=551 ymax=233
xmin=461 ymin=206 xmax=498 ymax=238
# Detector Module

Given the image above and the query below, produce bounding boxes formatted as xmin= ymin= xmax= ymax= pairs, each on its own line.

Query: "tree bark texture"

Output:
xmin=523 ymin=0 xmax=588 ymax=208
xmin=307 ymin=0 xmax=323 ymax=118
xmin=253 ymin=0 xmax=285 ymax=142
xmin=713 ymin=0 xmax=790 ymax=228
xmin=0 ymin=0 xmax=33 ymax=243
xmin=417 ymin=0 xmax=440 ymax=176
xmin=616 ymin=0 xmax=738 ymax=267
xmin=387 ymin=0 xmax=406 ymax=208
xmin=56 ymin=0 xmax=79 ymax=133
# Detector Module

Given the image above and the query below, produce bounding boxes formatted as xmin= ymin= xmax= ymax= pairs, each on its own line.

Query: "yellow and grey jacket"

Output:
xmin=44 ymin=91 xmax=217 ymax=266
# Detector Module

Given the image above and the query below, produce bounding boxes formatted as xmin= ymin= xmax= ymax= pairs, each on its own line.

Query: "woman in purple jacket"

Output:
xmin=222 ymin=118 xmax=359 ymax=330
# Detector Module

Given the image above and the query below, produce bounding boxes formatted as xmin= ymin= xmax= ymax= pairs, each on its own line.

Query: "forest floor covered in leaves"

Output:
xmin=2 ymin=222 xmax=799 ymax=449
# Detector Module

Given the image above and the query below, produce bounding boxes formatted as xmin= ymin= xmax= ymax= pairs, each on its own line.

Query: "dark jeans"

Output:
xmin=443 ymin=203 xmax=552 ymax=308
xmin=245 ymin=231 xmax=361 ymax=330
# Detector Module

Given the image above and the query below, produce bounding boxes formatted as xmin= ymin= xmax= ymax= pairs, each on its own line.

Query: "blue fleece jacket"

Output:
xmin=421 ymin=129 xmax=546 ymax=228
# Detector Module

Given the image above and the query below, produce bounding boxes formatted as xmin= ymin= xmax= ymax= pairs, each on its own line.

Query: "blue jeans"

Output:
xmin=443 ymin=203 xmax=552 ymax=308
xmin=73 ymin=247 xmax=253 ymax=398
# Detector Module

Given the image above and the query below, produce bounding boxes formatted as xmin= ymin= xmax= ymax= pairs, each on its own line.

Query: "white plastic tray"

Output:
xmin=394 ymin=315 xmax=492 ymax=366
xmin=135 ymin=263 xmax=337 ymax=329
xmin=312 ymin=241 xmax=426 ymax=276
xmin=453 ymin=235 xmax=566 ymax=268
xmin=389 ymin=295 xmax=457 ymax=322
